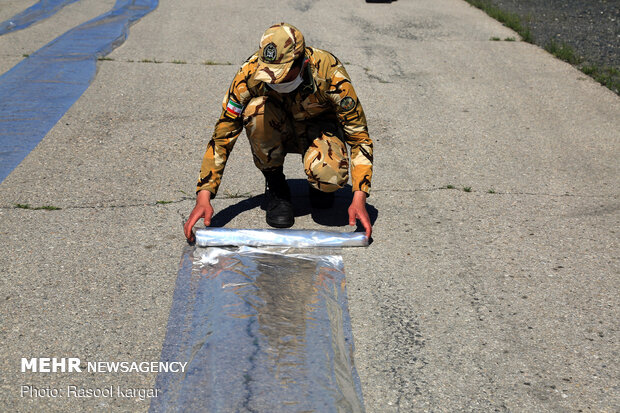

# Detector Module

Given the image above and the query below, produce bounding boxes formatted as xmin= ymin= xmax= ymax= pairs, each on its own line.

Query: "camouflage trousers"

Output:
xmin=242 ymin=96 xmax=350 ymax=192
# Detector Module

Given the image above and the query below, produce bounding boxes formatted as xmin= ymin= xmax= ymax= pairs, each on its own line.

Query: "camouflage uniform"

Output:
xmin=197 ymin=23 xmax=373 ymax=197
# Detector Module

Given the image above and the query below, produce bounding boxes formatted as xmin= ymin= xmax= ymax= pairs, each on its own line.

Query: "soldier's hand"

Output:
xmin=348 ymin=191 xmax=372 ymax=239
xmin=184 ymin=190 xmax=214 ymax=242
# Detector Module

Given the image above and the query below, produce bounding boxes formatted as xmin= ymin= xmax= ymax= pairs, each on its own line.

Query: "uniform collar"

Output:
xmin=299 ymin=56 xmax=316 ymax=97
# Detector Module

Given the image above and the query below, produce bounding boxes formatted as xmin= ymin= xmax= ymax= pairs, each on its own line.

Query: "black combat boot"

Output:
xmin=308 ymin=184 xmax=335 ymax=209
xmin=262 ymin=166 xmax=294 ymax=228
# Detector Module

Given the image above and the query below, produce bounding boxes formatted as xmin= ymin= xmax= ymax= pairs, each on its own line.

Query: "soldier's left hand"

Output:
xmin=348 ymin=191 xmax=372 ymax=239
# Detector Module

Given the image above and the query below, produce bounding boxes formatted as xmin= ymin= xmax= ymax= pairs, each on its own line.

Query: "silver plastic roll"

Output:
xmin=195 ymin=228 xmax=369 ymax=248
xmin=150 ymin=247 xmax=366 ymax=412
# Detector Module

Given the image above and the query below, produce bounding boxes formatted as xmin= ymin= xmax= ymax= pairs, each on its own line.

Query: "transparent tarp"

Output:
xmin=150 ymin=246 xmax=365 ymax=412
xmin=195 ymin=228 xmax=369 ymax=248
xmin=0 ymin=0 xmax=80 ymax=35
xmin=0 ymin=0 xmax=158 ymax=182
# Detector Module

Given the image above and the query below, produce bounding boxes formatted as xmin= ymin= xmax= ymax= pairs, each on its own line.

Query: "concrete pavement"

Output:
xmin=0 ymin=0 xmax=115 ymax=75
xmin=1 ymin=0 xmax=618 ymax=411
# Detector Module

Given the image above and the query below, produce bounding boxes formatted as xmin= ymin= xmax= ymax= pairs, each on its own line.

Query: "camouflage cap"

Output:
xmin=255 ymin=23 xmax=305 ymax=84
xmin=303 ymin=134 xmax=349 ymax=193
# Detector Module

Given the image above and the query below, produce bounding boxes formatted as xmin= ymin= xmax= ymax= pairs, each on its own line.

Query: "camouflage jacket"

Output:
xmin=197 ymin=47 xmax=373 ymax=197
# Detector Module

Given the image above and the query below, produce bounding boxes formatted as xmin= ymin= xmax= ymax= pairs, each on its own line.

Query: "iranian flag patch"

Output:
xmin=225 ymin=99 xmax=243 ymax=118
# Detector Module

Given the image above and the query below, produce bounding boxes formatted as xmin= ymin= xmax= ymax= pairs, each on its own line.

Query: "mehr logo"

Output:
xmin=22 ymin=358 xmax=82 ymax=373
xmin=21 ymin=357 xmax=188 ymax=373
xmin=263 ymin=43 xmax=277 ymax=62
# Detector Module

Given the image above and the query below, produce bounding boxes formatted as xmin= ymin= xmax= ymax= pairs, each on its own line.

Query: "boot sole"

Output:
xmin=266 ymin=217 xmax=295 ymax=228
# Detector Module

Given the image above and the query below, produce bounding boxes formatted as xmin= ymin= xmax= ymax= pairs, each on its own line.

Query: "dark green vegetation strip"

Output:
xmin=465 ymin=0 xmax=533 ymax=43
xmin=545 ymin=41 xmax=619 ymax=93
xmin=464 ymin=0 xmax=619 ymax=94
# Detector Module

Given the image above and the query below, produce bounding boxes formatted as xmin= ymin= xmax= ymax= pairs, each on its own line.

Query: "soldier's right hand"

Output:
xmin=184 ymin=190 xmax=214 ymax=243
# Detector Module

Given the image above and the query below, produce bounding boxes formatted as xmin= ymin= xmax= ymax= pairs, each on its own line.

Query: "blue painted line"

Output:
xmin=0 ymin=0 xmax=81 ymax=36
xmin=0 ymin=0 xmax=158 ymax=183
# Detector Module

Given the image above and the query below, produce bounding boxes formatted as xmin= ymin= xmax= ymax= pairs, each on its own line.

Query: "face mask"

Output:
xmin=268 ymin=70 xmax=304 ymax=93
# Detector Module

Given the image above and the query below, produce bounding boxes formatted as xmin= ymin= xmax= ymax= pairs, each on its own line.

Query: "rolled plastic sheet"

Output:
xmin=150 ymin=246 xmax=365 ymax=412
xmin=0 ymin=0 xmax=158 ymax=183
xmin=0 ymin=0 xmax=81 ymax=35
xmin=195 ymin=228 xmax=369 ymax=248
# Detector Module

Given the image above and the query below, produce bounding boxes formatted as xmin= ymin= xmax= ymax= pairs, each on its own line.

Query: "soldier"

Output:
xmin=184 ymin=23 xmax=373 ymax=241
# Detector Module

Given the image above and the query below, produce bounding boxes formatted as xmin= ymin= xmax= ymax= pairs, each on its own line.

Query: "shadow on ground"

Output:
xmin=210 ymin=179 xmax=379 ymax=235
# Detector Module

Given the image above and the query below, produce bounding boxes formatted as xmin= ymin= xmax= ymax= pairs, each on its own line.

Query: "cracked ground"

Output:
xmin=1 ymin=0 xmax=619 ymax=411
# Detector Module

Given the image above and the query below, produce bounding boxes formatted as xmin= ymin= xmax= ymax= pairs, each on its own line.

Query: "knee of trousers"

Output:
xmin=303 ymin=132 xmax=350 ymax=193
xmin=243 ymin=96 xmax=288 ymax=170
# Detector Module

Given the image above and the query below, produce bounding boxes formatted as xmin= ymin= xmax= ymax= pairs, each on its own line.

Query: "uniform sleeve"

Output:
xmin=196 ymin=67 xmax=252 ymax=197
xmin=325 ymin=59 xmax=373 ymax=196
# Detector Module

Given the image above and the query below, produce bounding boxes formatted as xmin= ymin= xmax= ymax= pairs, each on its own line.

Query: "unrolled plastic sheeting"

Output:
xmin=0 ymin=0 xmax=81 ymax=35
xmin=150 ymin=246 xmax=365 ymax=413
xmin=0 ymin=0 xmax=158 ymax=183
xmin=195 ymin=228 xmax=369 ymax=248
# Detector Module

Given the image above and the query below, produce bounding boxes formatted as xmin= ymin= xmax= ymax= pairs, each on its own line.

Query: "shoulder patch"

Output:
xmin=339 ymin=96 xmax=356 ymax=112
xmin=225 ymin=99 xmax=243 ymax=118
